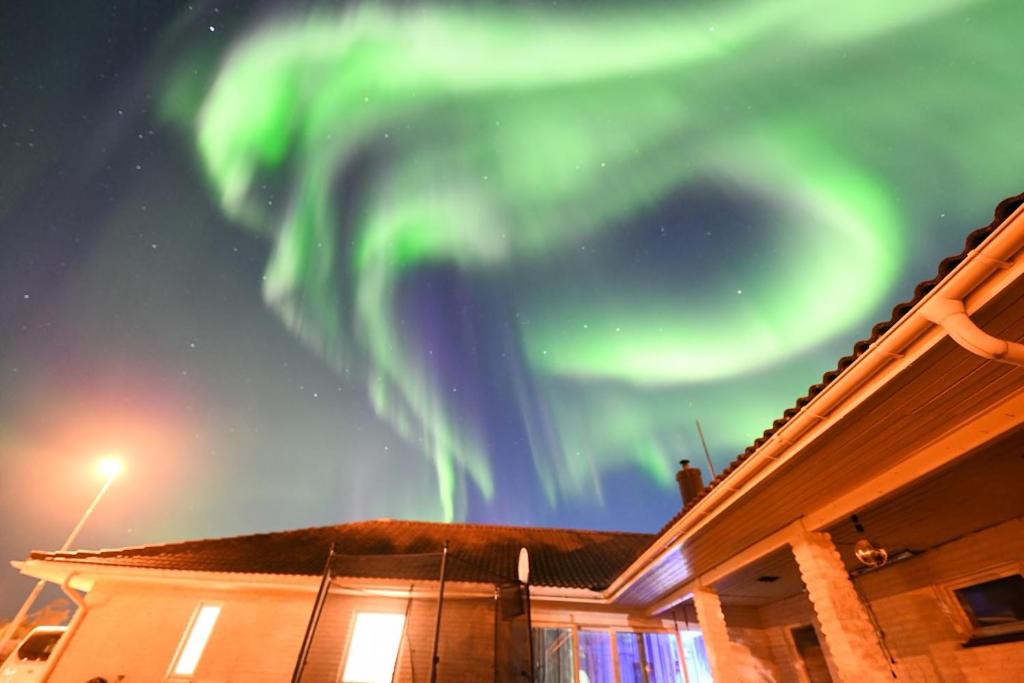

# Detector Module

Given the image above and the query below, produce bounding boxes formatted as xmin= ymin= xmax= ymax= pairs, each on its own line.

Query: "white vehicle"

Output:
xmin=0 ymin=626 xmax=67 ymax=682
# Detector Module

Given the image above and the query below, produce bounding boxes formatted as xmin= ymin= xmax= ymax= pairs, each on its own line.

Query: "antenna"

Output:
xmin=695 ymin=420 xmax=717 ymax=479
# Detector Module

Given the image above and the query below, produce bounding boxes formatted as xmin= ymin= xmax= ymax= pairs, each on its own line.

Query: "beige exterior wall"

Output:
xmin=301 ymin=588 xmax=501 ymax=683
xmin=44 ymin=578 xmax=586 ymax=682
xmin=48 ymin=579 xmax=507 ymax=683
xmin=50 ymin=578 xmax=313 ymax=683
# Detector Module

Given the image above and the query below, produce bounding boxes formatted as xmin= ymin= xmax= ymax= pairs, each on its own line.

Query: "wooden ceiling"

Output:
xmin=827 ymin=426 xmax=1024 ymax=571
xmin=711 ymin=546 xmax=803 ymax=607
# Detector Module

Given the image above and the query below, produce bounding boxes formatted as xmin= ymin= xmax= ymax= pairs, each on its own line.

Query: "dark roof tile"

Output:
xmin=30 ymin=519 xmax=653 ymax=591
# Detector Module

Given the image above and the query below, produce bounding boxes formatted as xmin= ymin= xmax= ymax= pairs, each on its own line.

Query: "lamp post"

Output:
xmin=0 ymin=456 xmax=124 ymax=654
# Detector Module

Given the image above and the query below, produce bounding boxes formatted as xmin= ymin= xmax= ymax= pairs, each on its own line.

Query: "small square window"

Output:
xmin=171 ymin=603 xmax=221 ymax=677
xmin=341 ymin=612 xmax=406 ymax=683
xmin=953 ymin=574 xmax=1024 ymax=645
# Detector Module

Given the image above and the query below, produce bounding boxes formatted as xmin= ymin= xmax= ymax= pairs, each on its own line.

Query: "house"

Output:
xmin=11 ymin=192 xmax=1024 ymax=682
xmin=13 ymin=521 xmax=683 ymax=682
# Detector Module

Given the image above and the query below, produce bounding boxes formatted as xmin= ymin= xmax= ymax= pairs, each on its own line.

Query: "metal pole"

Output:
xmin=524 ymin=582 xmax=534 ymax=681
xmin=429 ymin=541 xmax=450 ymax=683
xmin=0 ymin=474 xmax=117 ymax=655
xmin=695 ymin=420 xmax=717 ymax=479
xmin=291 ymin=543 xmax=336 ymax=683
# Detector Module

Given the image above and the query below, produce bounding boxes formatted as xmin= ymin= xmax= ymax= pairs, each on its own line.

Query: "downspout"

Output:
xmin=40 ymin=573 xmax=87 ymax=682
xmin=920 ymin=296 xmax=1024 ymax=366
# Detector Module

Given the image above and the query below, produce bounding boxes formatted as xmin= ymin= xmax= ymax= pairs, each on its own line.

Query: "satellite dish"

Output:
xmin=518 ymin=547 xmax=530 ymax=584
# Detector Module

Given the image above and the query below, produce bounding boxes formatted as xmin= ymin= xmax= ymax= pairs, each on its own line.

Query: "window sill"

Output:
xmin=962 ymin=630 xmax=1024 ymax=648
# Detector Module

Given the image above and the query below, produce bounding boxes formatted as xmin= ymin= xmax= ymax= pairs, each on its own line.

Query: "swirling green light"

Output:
xmin=175 ymin=0 xmax=1015 ymax=520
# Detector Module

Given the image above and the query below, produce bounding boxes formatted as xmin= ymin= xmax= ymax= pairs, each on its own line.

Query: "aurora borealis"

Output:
xmin=1 ymin=0 xmax=1022 ymax=611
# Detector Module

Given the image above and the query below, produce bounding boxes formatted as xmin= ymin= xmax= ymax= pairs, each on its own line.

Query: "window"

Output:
xmin=578 ymin=630 xmax=613 ymax=683
xmin=533 ymin=627 xmax=574 ymax=683
xmin=16 ymin=629 xmax=62 ymax=662
xmin=953 ymin=574 xmax=1024 ymax=644
xmin=616 ymin=632 xmax=683 ymax=682
xmin=171 ymin=603 xmax=221 ymax=677
xmin=679 ymin=631 xmax=713 ymax=683
xmin=341 ymin=612 xmax=406 ymax=683
xmin=534 ymin=626 xmax=702 ymax=683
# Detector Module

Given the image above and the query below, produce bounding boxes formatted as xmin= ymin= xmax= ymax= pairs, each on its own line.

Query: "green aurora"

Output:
xmin=172 ymin=0 xmax=1024 ymax=520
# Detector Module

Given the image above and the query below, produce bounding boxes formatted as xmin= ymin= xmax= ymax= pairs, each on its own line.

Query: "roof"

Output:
xmin=656 ymin=191 xmax=1024 ymax=537
xmin=29 ymin=519 xmax=654 ymax=591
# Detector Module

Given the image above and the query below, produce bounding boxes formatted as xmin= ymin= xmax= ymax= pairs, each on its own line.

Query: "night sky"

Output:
xmin=1 ymin=0 xmax=1022 ymax=614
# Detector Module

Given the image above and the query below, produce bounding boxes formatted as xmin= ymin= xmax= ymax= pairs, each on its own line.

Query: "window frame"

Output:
xmin=166 ymin=601 xmax=223 ymax=681
xmin=531 ymin=621 xmax=688 ymax=683
xmin=531 ymin=623 xmax=579 ymax=682
xmin=339 ymin=609 xmax=408 ymax=683
xmin=937 ymin=561 xmax=1024 ymax=647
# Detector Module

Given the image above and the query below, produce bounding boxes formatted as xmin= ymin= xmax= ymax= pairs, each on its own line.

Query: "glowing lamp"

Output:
xmin=97 ymin=456 xmax=124 ymax=480
xmin=854 ymin=538 xmax=888 ymax=568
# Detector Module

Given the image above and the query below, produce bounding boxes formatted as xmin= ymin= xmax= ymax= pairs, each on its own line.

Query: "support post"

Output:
xmin=790 ymin=528 xmax=894 ymax=682
xmin=690 ymin=585 xmax=736 ymax=683
xmin=429 ymin=541 xmax=450 ymax=683
xmin=291 ymin=543 xmax=335 ymax=683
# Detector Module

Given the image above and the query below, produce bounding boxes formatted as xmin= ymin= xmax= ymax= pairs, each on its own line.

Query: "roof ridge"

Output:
xmin=368 ymin=518 xmax=655 ymax=537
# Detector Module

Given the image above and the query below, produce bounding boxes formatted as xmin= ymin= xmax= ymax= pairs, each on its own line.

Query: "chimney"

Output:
xmin=675 ymin=460 xmax=704 ymax=507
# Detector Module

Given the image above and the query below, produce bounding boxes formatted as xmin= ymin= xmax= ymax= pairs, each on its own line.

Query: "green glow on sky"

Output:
xmin=174 ymin=0 xmax=1023 ymax=520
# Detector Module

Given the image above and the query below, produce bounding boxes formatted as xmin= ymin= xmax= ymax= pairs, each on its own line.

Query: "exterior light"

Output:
xmin=97 ymin=456 xmax=124 ymax=480
xmin=0 ymin=452 xmax=126 ymax=655
xmin=854 ymin=538 xmax=888 ymax=568
xmin=850 ymin=513 xmax=888 ymax=569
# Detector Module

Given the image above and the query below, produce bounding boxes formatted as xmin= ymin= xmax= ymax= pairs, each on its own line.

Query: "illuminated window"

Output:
xmin=577 ymin=630 xmax=613 ymax=683
xmin=680 ymin=631 xmax=713 ymax=683
xmin=171 ymin=603 xmax=221 ymax=677
xmin=616 ymin=631 xmax=682 ymax=682
xmin=342 ymin=612 xmax=406 ymax=683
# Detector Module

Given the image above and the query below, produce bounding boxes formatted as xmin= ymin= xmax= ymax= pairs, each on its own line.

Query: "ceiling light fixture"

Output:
xmin=851 ymin=514 xmax=888 ymax=569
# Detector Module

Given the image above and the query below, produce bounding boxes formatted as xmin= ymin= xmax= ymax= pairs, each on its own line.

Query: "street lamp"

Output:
xmin=0 ymin=455 xmax=124 ymax=653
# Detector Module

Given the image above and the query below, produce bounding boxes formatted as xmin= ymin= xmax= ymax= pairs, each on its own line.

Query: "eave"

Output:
xmin=605 ymin=197 xmax=1024 ymax=607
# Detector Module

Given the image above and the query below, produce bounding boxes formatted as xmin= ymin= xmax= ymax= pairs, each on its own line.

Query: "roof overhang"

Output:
xmin=12 ymin=558 xmax=610 ymax=604
xmin=12 ymin=558 xmax=321 ymax=594
xmin=606 ymin=198 xmax=1024 ymax=606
